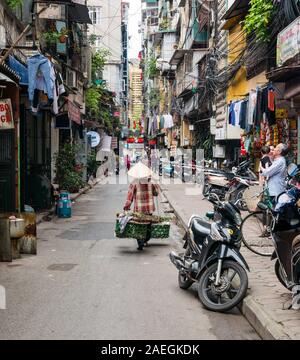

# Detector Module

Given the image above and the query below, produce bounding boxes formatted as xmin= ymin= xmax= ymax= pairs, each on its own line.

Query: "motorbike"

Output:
xmin=270 ymin=186 xmax=300 ymax=293
xmin=169 ymin=194 xmax=249 ymax=312
xmin=225 ymin=176 xmax=259 ymax=211
xmin=203 ymin=161 xmax=258 ymax=202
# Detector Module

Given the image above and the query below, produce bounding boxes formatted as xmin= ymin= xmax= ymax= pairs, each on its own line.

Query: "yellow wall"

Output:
xmin=227 ymin=23 xmax=268 ymax=104
xmin=227 ymin=23 xmax=247 ymax=103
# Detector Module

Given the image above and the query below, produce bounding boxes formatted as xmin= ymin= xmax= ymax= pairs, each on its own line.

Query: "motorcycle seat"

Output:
xmin=191 ymin=218 xmax=211 ymax=239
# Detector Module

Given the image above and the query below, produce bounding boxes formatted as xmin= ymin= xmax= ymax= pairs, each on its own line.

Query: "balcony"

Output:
xmin=174 ymin=50 xmax=207 ymax=97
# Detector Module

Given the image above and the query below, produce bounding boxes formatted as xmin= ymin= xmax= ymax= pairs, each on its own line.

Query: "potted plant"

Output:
xmin=42 ymin=30 xmax=60 ymax=45
xmin=58 ymin=28 xmax=69 ymax=43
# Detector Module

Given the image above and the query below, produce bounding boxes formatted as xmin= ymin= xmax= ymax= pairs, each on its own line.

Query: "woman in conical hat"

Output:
xmin=124 ymin=162 xmax=159 ymax=251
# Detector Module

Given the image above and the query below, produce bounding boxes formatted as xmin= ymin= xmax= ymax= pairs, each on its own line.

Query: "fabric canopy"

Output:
xmin=68 ymin=3 xmax=92 ymax=24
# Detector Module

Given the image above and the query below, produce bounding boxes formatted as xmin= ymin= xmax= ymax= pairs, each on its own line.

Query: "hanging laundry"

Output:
xmin=261 ymin=86 xmax=276 ymax=126
xmin=163 ymin=113 xmax=174 ymax=129
xmin=233 ymin=101 xmax=243 ymax=126
xmin=27 ymin=54 xmax=54 ymax=102
xmin=160 ymin=115 xmax=164 ymax=130
xmin=228 ymin=102 xmax=235 ymax=125
xmin=239 ymin=100 xmax=248 ymax=130
xmin=248 ymin=90 xmax=257 ymax=126
xmin=253 ymin=88 xmax=262 ymax=126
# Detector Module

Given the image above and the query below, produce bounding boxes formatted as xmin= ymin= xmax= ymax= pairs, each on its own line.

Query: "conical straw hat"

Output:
xmin=128 ymin=161 xmax=153 ymax=179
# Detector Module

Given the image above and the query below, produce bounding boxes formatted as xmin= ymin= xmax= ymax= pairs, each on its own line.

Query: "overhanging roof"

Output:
xmin=266 ymin=65 xmax=300 ymax=82
xmin=69 ymin=3 xmax=92 ymax=24
xmin=223 ymin=0 xmax=250 ymax=21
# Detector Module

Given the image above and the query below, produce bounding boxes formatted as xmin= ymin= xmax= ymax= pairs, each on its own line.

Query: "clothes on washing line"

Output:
xmin=239 ymin=99 xmax=248 ymax=130
xmin=261 ymin=86 xmax=276 ymax=126
xmin=248 ymin=90 xmax=257 ymax=126
xmin=28 ymin=53 xmax=66 ymax=115
xmin=28 ymin=54 xmax=54 ymax=102
xmin=228 ymin=99 xmax=248 ymax=129
xmin=163 ymin=113 xmax=174 ymax=129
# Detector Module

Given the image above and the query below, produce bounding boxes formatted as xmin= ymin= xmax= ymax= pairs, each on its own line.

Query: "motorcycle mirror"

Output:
xmin=288 ymin=163 xmax=298 ymax=177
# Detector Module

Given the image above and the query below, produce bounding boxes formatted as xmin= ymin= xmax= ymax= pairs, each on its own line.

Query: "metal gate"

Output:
xmin=0 ymin=130 xmax=15 ymax=212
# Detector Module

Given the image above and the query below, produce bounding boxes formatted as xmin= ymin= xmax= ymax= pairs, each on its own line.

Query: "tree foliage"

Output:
xmin=6 ymin=0 xmax=23 ymax=10
xmin=91 ymin=48 xmax=111 ymax=81
xmin=242 ymin=0 xmax=274 ymax=42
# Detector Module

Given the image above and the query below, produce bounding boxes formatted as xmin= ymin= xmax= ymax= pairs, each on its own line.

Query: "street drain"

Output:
xmin=47 ymin=264 xmax=78 ymax=271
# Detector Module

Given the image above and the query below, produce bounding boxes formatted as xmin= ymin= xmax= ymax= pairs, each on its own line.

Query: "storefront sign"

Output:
xmin=277 ymin=16 xmax=300 ymax=67
xmin=0 ymin=99 xmax=14 ymax=130
xmin=68 ymin=100 xmax=81 ymax=125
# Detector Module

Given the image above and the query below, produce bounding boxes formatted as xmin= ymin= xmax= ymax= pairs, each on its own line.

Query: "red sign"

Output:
xmin=68 ymin=100 xmax=81 ymax=125
xmin=0 ymin=99 xmax=14 ymax=130
xmin=114 ymin=112 xmax=120 ymax=117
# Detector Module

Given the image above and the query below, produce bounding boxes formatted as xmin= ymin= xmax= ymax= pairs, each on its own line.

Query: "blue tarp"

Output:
xmin=8 ymin=56 xmax=28 ymax=86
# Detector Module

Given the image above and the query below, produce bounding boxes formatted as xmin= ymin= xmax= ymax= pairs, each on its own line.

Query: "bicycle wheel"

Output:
xmin=241 ymin=211 xmax=274 ymax=257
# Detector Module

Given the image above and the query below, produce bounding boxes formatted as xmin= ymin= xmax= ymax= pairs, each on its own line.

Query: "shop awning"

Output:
xmin=266 ymin=65 xmax=300 ymax=82
xmin=0 ymin=72 xmax=18 ymax=85
xmin=68 ymin=3 xmax=92 ymax=24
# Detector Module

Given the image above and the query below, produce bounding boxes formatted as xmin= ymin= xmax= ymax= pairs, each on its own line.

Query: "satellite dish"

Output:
xmin=87 ymin=131 xmax=101 ymax=148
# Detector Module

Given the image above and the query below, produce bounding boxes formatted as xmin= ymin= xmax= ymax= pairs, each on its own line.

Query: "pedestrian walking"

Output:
xmin=125 ymin=154 xmax=131 ymax=172
xmin=259 ymin=146 xmax=272 ymax=186
xmin=123 ymin=162 xmax=159 ymax=250
xmin=260 ymin=143 xmax=288 ymax=201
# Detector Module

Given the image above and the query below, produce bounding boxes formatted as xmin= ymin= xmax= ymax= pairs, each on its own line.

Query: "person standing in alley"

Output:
xmin=259 ymin=146 xmax=272 ymax=186
xmin=261 ymin=143 xmax=288 ymax=202
xmin=123 ymin=162 xmax=159 ymax=250
xmin=125 ymin=153 xmax=131 ymax=172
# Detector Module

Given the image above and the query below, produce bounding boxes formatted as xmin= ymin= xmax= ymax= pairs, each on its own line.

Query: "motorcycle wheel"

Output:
xmin=178 ymin=248 xmax=194 ymax=290
xmin=275 ymin=260 xmax=289 ymax=290
xmin=198 ymin=260 xmax=248 ymax=312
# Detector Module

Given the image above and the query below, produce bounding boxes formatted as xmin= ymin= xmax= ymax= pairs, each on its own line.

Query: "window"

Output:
xmin=89 ymin=6 xmax=101 ymax=25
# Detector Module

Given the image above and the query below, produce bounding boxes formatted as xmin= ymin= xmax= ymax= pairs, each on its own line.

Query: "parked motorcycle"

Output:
xmin=202 ymin=160 xmax=257 ymax=202
xmin=169 ymin=194 xmax=249 ymax=312
xmin=270 ymin=188 xmax=300 ymax=291
xmin=225 ymin=176 xmax=259 ymax=211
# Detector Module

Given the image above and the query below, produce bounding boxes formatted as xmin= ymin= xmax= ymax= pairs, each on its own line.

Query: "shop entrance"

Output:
xmin=0 ymin=130 xmax=15 ymax=212
xmin=23 ymin=111 xmax=52 ymax=210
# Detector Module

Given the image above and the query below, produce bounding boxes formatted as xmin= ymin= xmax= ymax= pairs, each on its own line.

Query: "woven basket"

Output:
xmin=243 ymin=185 xmax=263 ymax=212
xmin=151 ymin=222 xmax=170 ymax=238
xmin=115 ymin=220 xmax=170 ymax=239
xmin=115 ymin=220 xmax=149 ymax=240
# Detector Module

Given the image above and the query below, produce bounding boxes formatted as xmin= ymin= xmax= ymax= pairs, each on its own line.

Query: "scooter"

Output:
xmin=202 ymin=160 xmax=257 ymax=200
xmin=271 ymin=188 xmax=300 ymax=293
xmin=169 ymin=194 xmax=249 ymax=312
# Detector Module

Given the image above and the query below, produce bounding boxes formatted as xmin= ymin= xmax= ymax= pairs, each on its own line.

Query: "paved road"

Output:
xmin=0 ymin=181 xmax=259 ymax=339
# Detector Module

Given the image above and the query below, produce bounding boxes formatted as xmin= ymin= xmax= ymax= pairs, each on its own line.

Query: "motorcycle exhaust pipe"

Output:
xmin=169 ymin=251 xmax=188 ymax=271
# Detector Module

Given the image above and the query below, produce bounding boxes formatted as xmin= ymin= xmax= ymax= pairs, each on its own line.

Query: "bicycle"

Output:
xmin=241 ymin=187 xmax=275 ymax=257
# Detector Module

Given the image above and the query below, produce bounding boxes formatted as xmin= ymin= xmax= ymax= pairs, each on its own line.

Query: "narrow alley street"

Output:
xmin=0 ymin=182 xmax=259 ymax=340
